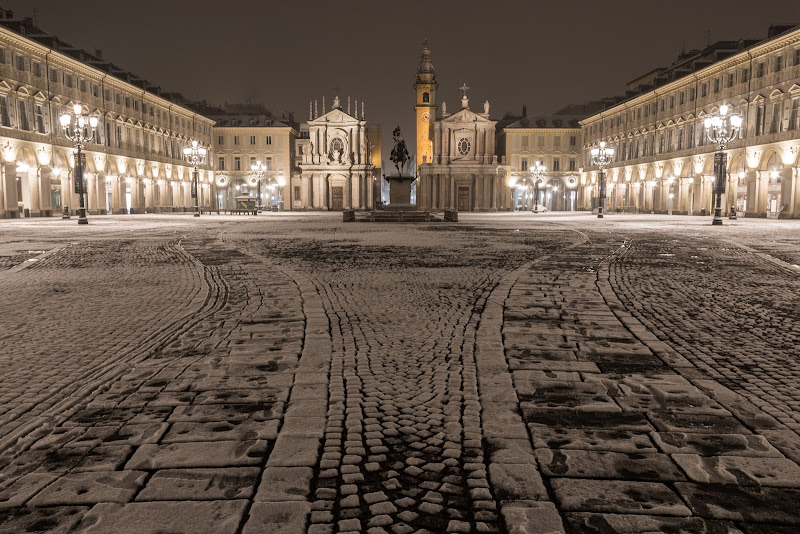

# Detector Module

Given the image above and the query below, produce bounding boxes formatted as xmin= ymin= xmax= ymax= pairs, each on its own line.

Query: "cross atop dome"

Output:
xmin=460 ymin=83 xmax=470 ymax=98
xmin=460 ymin=83 xmax=470 ymax=109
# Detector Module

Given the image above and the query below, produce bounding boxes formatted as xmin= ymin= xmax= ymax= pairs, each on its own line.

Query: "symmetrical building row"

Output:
xmin=0 ymin=7 xmax=798 ymax=218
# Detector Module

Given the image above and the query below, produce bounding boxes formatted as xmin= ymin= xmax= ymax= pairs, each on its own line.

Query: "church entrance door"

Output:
xmin=457 ymin=187 xmax=470 ymax=211
xmin=331 ymin=186 xmax=344 ymax=211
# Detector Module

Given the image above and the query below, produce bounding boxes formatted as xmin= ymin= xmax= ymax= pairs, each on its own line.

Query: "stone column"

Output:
xmin=39 ymin=166 xmax=54 ymax=216
xmin=22 ymin=168 xmax=39 ymax=216
xmin=87 ymin=173 xmax=99 ymax=214
xmin=2 ymin=163 xmax=18 ymax=218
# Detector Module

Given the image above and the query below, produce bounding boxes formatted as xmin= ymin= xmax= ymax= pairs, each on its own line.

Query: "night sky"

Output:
xmin=3 ymin=0 xmax=797 ymax=163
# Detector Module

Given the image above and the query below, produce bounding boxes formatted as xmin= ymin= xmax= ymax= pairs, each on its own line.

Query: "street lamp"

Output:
xmin=60 ymin=104 xmax=98 ymax=224
xmin=251 ymin=160 xmax=266 ymax=212
xmin=704 ymin=104 xmax=742 ymax=225
xmin=530 ymin=160 xmax=546 ymax=213
xmin=590 ymin=141 xmax=614 ymax=218
xmin=183 ymin=140 xmax=207 ymax=218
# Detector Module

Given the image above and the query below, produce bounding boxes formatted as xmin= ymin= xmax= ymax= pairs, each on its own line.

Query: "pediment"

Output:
xmin=769 ymin=89 xmax=783 ymax=98
xmin=753 ymin=93 xmax=765 ymax=103
xmin=311 ymin=108 xmax=358 ymax=125
xmin=441 ymin=108 xmax=493 ymax=124
xmin=0 ymin=80 xmax=10 ymax=91
xmin=33 ymin=91 xmax=47 ymax=101
xmin=788 ymin=83 xmax=800 ymax=94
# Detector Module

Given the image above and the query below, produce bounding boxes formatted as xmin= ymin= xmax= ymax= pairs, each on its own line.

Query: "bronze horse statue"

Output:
xmin=389 ymin=126 xmax=410 ymax=175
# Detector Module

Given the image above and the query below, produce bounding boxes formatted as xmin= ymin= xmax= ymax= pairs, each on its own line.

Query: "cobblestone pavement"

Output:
xmin=0 ymin=213 xmax=798 ymax=534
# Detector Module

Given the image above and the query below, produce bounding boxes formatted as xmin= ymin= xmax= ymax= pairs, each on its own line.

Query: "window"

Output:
xmin=64 ymin=73 xmax=75 ymax=88
xmin=218 ymin=157 xmax=225 ymax=170
xmin=700 ymin=83 xmax=708 ymax=97
xmin=790 ymin=98 xmax=799 ymax=130
xmin=688 ymin=87 xmax=695 ymax=101
xmin=34 ymin=103 xmax=46 ymax=133
xmin=265 ymin=135 xmax=272 ymax=145
xmin=0 ymin=95 xmax=11 ymax=127
xmin=125 ymin=97 xmax=131 ymax=108
xmin=49 ymin=68 xmax=59 ymax=83
xmin=105 ymin=123 xmax=111 ymax=146
xmin=115 ymin=93 xmax=122 ymax=105
xmin=643 ymin=105 xmax=649 ymax=117
xmin=294 ymin=186 xmax=301 ymax=201
xmin=794 ymin=49 xmax=800 ymax=67
xmin=552 ymin=159 xmax=560 ymax=171
xmin=250 ymin=135 xmax=256 ymax=145
xmin=115 ymin=125 xmax=122 ymax=148
xmin=757 ymin=62 xmax=765 ymax=78
xmin=17 ymin=100 xmax=30 ymax=131
xmin=521 ymin=158 xmax=527 ymax=171
xmin=234 ymin=157 xmax=241 ymax=170
xmin=658 ymin=133 xmax=664 ymax=154
xmin=218 ymin=136 xmax=224 ymax=145
xmin=554 ymin=135 xmax=561 ymax=146
xmin=265 ymin=157 xmax=273 ymax=170
xmin=32 ymin=61 xmax=42 ymax=77
xmin=660 ymin=99 xmax=665 ymax=112
xmin=234 ymin=136 xmax=240 ymax=145
xmin=568 ymin=158 xmax=576 ymax=171
xmin=642 ymin=137 xmax=648 ymax=155
xmin=713 ymin=78 xmax=720 ymax=93
xmin=135 ymin=130 xmax=141 ymax=150
xmin=0 ymin=47 xmax=6 ymax=64
xmin=125 ymin=127 xmax=132 ymax=150
xmin=667 ymin=130 xmax=672 ymax=152
xmin=79 ymin=79 xmax=87 ymax=93
xmin=741 ymin=68 xmax=749 ymax=83
xmin=679 ymin=92 xmax=685 ymax=105
xmin=669 ymin=96 xmax=675 ymax=108
xmin=457 ymin=137 xmax=470 ymax=155
xmin=422 ymin=92 xmax=429 ymax=103
xmin=755 ymin=105 xmax=765 ymax=136
xmin=688 ymin=124 xmax=695 ymax=149
xmin=770 ymin=102 xmax=781 ymax=134
xmin=133 ymin=100 xmax=139 ymax=111
xmin=13 ymin=54 xmax=27 ymax=71
xmin=537 ymin=135 xmax=544 ymax=146
xmin=91 ymin=84 xmax=100 ymax=98
xmin=250 ymin=156 xmax=256 ymax=168
xmin=727 ymin=73 xmax=735 ymax=87
xmin=677 ymin=128 xmax=683 ymax=151
xmin=569 ymin=135 xmax=576 ymax=146
xmin=774 ymin=56 xmax=784 ymax=72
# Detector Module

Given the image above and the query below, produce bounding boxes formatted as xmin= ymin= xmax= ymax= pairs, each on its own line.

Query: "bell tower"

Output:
xmin=415 ymin=40 xmax=437 ymax=167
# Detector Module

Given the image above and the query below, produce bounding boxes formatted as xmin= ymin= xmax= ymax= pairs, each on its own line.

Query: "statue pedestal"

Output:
xmin=386 ymin=173 xmax=415 ymax=209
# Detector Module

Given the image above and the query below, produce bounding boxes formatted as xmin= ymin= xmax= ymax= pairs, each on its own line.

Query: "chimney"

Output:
xmin=95 ymin=49 xmax=103 ymax=59
xmin=522 ymin=105 xmax=527 ymax=117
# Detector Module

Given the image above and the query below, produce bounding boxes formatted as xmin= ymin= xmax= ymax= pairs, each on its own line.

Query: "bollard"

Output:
xmin=729 ymin=206 xmax=737 ymax=220
xmin=62 ymin=206 xmax=70 ymax=219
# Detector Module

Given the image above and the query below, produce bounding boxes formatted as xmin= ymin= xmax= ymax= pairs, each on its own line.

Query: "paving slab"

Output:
xmin=77 ymin=500 xmax=248 ymax=533
xmin=136 ymin=467 xmax=260 ymax=501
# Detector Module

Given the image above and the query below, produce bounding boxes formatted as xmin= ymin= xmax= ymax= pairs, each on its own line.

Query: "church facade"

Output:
xmin=293 ymin=97 xmax=376 ymax=211
xmin=415 ymin=45 xmax=505 ymax=211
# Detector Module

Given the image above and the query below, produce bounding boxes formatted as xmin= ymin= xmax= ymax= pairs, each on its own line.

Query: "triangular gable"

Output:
xmin=753 ymin=94 xmax=765 ymax=103
xmin=0 ymin=80 xmax=12 ymax=91
xmin=33 ymin=91 xmax=47 ymax=101
xmin=440 ymin=108 xmax=493 ymax=124
xmin=788 ymin=84 xmax=800 ymax=94
xmin=311 ymin=107 xmax=358 ymax=125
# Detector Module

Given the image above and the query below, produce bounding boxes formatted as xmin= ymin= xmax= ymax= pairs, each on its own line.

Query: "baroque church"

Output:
xmin=294 ymin=96 xmax=376 ymax=210
xmin=415 ymin=43 xmax=504 ymax=211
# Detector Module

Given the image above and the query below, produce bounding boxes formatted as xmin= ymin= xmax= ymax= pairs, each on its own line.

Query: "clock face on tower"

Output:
xmin=421 ymin=112 xmax=430 ymax=123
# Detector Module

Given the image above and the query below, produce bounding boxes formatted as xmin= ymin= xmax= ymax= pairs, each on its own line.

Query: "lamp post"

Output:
xmin=590 ymin=141 xmax=614 ymax=218
xmin=251 ymin=160 xmax=266 ymax=213
xmin=530 ymin=160 xmax=546 ymax=213
xmin=183 ymin=140 xmax=207 ymax=218
xmin=60 ymin=104 xmax=98 ymax=225
xmin=704 ymin=104 xmax=742 ymax=225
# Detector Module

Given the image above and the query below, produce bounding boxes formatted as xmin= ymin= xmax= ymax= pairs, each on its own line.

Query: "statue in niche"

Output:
xmin=389 ymin=126 xmax=410 ymax=175
xmin=484 ymin=100 xmax=490 ymax=114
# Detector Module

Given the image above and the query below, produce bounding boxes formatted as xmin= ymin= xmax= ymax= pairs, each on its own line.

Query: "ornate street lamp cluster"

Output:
xmin=60 ymin=104 xmax=98 ymax=225
xmin=590 ymin=141 xmax=614 ymax=219
xmin=530 ymin=160 xmax=546 ymax=213
xmin=704 ymin=104 xmax=742 ymax=225
xmin=183 ymin=140 xmax=208 ymax=218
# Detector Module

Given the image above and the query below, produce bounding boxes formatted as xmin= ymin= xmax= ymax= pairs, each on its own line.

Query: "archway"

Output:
xmin=544 ymin=177 xmax=568 ymax=211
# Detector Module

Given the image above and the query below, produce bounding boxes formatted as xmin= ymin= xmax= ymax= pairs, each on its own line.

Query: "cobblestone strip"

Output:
xmin=299 ymin=266 xmax=511 ymax=534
